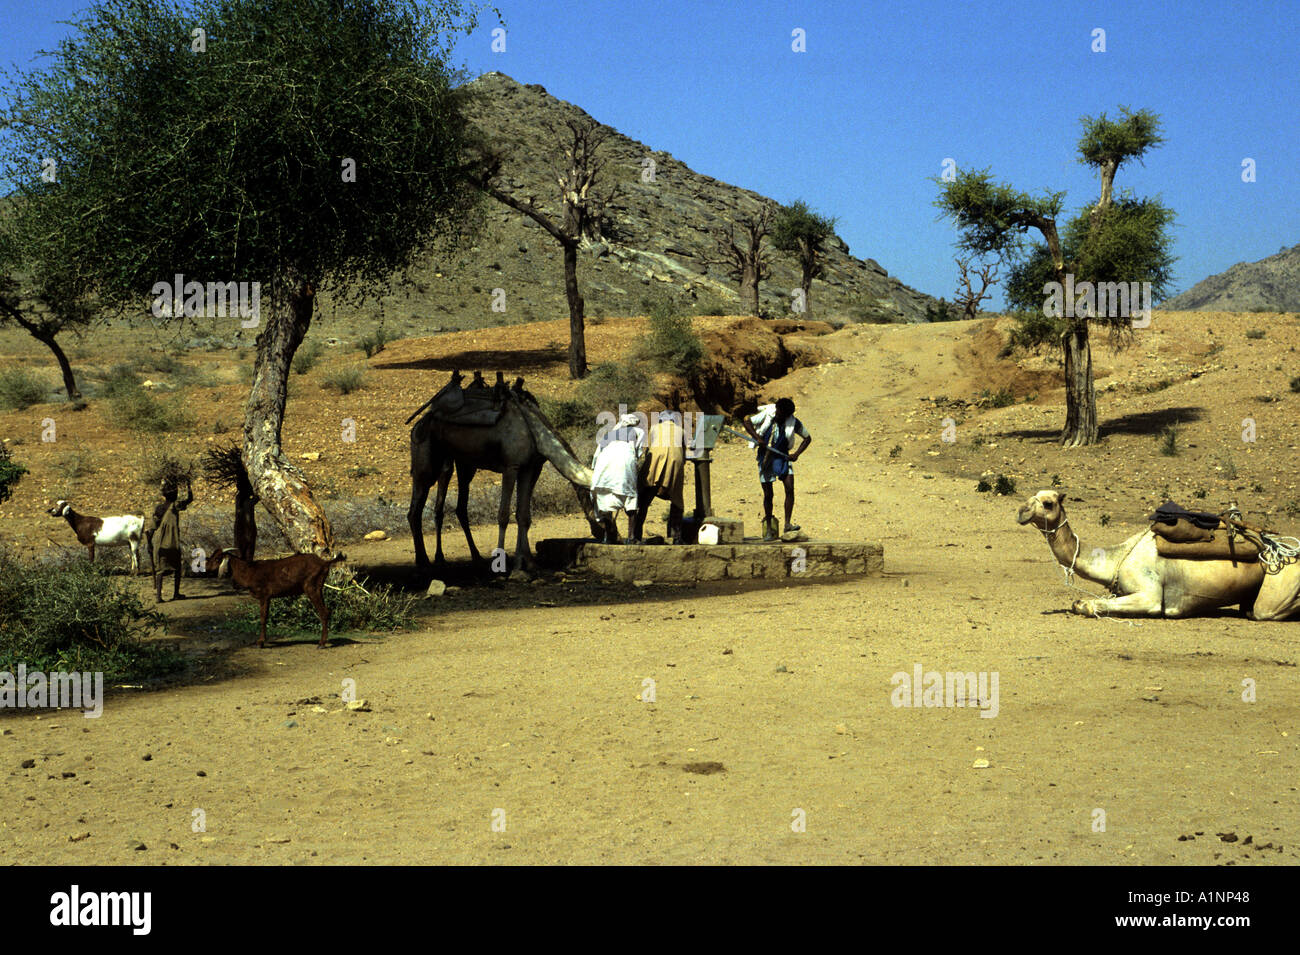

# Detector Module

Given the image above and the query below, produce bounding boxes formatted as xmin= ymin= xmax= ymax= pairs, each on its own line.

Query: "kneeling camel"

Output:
xmin=1016 ymin=490 xmax=1270 ymax=618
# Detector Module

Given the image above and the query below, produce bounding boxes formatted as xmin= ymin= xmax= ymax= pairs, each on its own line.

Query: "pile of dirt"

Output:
xmin=663 ymin=317 xmax=833 ymax=413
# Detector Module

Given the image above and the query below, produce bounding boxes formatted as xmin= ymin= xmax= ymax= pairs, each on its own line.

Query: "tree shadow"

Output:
xmin=1001 ymin=406 xmax=1205 ymax=441
xmin=1100 ymin=406 xmax=1205 ymax=437
xmin=373 ymin=344 xmax=566 ymax=373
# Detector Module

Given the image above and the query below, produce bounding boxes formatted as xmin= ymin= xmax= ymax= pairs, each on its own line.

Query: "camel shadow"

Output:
xmin=1002 ymin=406 xmax=1206 ymax=442
xmin=373 ymin=344 xmax=566 ymax=374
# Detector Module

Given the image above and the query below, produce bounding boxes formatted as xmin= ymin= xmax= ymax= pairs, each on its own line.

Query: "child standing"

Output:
xmin=144 ymin=477 xmax=193 ymax=602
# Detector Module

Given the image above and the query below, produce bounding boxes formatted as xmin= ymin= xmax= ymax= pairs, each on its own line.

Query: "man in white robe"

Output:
xmin=591 ymin=413 xmax=646 ymax=542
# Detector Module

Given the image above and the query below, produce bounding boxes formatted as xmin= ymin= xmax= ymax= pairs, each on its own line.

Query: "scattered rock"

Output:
xmin=68 ymin=832 xmax=90 ymax=843
xmin=774 ymin=664 xmax=789 ymax=673
xmin=282 ymin=720 xmax=298 ymax=729
xmin=142 ymin=753 xmax=152 ymax=761
xmin=972 ymin=758 xmax=991 ymax=769
xmin=363 ymin=530 xmax=387 ymax=541
xmin=1218 ymin=831 xmax=1239 ymax=843
xmin=300 ymin=451 xmax=321 ymax=462
xmin=426 ymin=579 xmax=447 ymax=600
xmin=632 ymin=579 xmax=653 ymax=587
xmin=20 ymin=758 xmax=35 ymax=769
xmin=346 ymin=700 xmax=371 ymax=712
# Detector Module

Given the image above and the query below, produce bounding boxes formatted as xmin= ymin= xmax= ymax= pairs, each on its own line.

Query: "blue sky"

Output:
xmin=3 ymin=0 xmax=1296 ymax=306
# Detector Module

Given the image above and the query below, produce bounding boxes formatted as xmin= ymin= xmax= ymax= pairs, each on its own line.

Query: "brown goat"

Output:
xmin=218 ymin=549 xmax=344 ymax=648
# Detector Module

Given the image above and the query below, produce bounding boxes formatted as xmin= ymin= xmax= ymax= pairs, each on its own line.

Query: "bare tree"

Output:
xmin=954 ymin=253 xmax=1000 ymax=321
xmin=714 ymin=207 xmax=772 ymax=316
xmin=471 ymin=117 xmax=616 ymax=378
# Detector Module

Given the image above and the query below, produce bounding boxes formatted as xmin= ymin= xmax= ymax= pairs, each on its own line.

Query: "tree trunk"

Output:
xmin=3 ymin=307 xmax=82 ymax=399
xmin=563 ymin=240 xmax=587 ymax=379
xmin=38 ymin=333 xmax=81 ymax=399
xmin=1060 ymin=320 xmax=1098 ymax=447
xmin=234 ymin=490 xmax=257 ymax=560
xmin=740 ymin=263 xmax=759 ymax=316
xmin=242 ymin=278 xmax=336 ymax=557
xmin=800 ymin=273 xmax=813 ymax=320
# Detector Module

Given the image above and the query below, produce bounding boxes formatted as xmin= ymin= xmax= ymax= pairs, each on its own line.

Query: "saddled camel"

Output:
xmin=1016 ymin=489 xmax=1273 ymax=618
xmin=407 ymin=374 xmax=600 ymax=571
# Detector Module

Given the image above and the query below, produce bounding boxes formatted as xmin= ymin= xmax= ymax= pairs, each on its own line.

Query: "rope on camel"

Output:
xmin=1221 ymin=507 xmax=1300 ymax=575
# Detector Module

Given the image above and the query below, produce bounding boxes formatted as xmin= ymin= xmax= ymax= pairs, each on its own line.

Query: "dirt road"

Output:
xmin=4 ymin=315 xmax=1297 ymax=864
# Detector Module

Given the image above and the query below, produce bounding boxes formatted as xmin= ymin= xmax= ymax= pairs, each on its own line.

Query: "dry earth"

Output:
xmin=2 ymin=310 xmax=1299 ymax=864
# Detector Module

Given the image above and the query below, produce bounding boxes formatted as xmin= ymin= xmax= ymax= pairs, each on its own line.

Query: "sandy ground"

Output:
xmin=2 ymin=312 xmax=1298 ymax=864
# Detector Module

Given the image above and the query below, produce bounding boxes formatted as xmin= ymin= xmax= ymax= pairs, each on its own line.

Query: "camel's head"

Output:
xmin=1017 ymin=489 xmax=1067 ymax=530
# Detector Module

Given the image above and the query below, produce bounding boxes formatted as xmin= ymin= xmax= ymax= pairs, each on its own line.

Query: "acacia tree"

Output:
xmin=772 ymin=200 xmax=837 ymax=320
xmin=470 ymin=117 xmax=615 ymax=379
xmin=0 ymin=0 xmax=489 ymax=555
xmin=714 ymin=207 xmax=772 ymax=316
xmin=936 ymin=108 xmax=1174 ymax=447
xmin=0 ymin=205 xmax=95 ymax=399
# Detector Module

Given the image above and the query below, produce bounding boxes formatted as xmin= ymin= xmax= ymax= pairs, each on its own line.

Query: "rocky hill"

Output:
xmin=1162 ymin=242 xmax=1300 ymax=311
xmin=332 ymin=72 xmax=938 ymax=334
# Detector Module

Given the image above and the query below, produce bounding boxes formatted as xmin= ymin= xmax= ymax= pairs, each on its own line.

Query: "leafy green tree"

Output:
xmin=0 ymin=0 xmax=491 ymax=554
xmin=0 ymin=203 xmax=95 ymax=400
xmin=936 ymin=108 xmax=1174 ymax=447
xmin=772 ymin=200 xmax=837 ymax=320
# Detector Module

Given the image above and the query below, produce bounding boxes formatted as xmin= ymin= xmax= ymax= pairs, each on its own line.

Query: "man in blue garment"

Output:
xmin=741 ymin=397 xmax=812 ymax=540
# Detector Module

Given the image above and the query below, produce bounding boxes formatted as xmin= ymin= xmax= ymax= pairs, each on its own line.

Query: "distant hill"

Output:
xmin=325 ymin=72 xmax=939 ymax=334
xmin=1162 ymin=243 xmax=1300 ymax=311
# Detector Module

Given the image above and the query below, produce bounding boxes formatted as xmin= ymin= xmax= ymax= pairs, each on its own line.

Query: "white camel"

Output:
xmin=1016 ymin=489 xmax=1274 ymax=618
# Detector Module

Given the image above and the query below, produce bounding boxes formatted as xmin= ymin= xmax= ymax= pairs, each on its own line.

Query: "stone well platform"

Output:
xmin=536 ymin=538 xmax=883 ymax=583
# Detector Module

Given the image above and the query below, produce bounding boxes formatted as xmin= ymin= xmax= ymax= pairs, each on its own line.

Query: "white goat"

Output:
xmin=48 ymin=500 xmax=145 ymax=574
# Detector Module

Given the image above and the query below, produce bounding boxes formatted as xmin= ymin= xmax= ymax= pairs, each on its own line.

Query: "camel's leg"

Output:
xmin=573 ymin=483 xmax=603 ymax=539
xmin=433 ymin=463 xmax=453 ymax=566
xmin=455 ymin=465 xmax=481 ymax=563
xmin=497 ymin=468 xmax=517 ymax=565
xmin=308 ymin=585 xmax=331 ymax=648
xmin=1250 ymin=564 xmax=1300 ymax=621
xmin=1071 ymin=589 xmax=1165 ymax=618
xmin=512 ymin=460 xmax=544 ymax=570
xmin=407 ymin=471 xmax=433 ymax=567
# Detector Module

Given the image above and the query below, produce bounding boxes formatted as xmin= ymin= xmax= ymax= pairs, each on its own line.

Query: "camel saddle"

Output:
xmin=407 ymin=370 xmax=511 ymax=427
xmin=1149 ymin=501 xmax=1260 ymax=563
